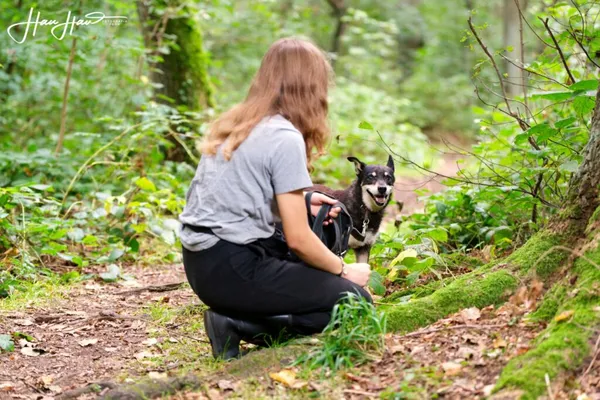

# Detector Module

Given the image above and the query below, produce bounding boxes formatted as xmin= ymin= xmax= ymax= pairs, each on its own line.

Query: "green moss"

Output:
xmin=591 ymin=206 xmax=600 ymax=223
xmin=528 ymin=284 xmax=567 ymax=323
xmin=495 ymin=246 xmax=600 ymax=399
xmin=442 ymin=252 xmax=484 ymax=270
xmin=226 ymin=345 xmax=306 ymax=378
xmin=506 ymin=230 xmax=566 ymax=278
xmin=386 ymin=270 xmax=518 ymax=332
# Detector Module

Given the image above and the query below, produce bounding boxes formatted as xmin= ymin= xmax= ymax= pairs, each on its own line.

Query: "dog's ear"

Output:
xmin=347 ymin=157 xmax=366 ymax=176
xmin=387 ymin=155 xmax=395 ymax=172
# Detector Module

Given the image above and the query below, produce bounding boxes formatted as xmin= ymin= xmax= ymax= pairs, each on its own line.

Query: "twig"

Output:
xmin=399 ymin=323 xmax=505 ymax=338
xmin=540 ymin=17 xmax=576 ymax=84
xmin=57 ymin=382 xmax=118 ymax=400
xmin=116 ymin=281 xmax=187 ymax=295
xmin=343 ymin=389 xmax=378 ymax=398
xmin=55 ymin=37 xmax=77 ymax=155
xmin=583 ymin=333 xmax=600 ymax=376
xmin=468 ymin=16 xmax=514 ymax=116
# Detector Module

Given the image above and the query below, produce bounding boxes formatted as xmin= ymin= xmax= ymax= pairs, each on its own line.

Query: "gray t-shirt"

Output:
xmin=179 ymin=114 xmax=313 ymax=251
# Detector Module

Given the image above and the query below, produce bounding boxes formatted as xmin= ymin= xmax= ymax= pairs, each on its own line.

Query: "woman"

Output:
xmin=179 ymin=37 xmax=372 ymax=360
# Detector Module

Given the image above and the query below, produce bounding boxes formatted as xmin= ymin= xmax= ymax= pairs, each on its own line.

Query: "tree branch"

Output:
xmin=540 ymin=17 xmax=577 ymax=84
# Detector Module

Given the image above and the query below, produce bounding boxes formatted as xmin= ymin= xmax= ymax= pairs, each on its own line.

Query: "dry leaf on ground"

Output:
xmin=441 ymin=361 xmax=463 ymax=376
xmin=269 ymin=369 xmax=297 ymax=387
xmin=460 ymin=307 xmax=481 ymax=322
xmin=554 ymin=310 xmax=575 ymax=322
xmin=78 ymin=338 xmax=98 ymax=347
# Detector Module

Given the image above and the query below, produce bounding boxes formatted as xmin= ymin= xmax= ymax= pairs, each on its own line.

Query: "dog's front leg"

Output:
xmin=354 ymin=246 xmax=371 ymax=264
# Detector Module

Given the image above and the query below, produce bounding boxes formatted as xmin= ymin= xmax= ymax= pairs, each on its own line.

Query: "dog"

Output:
xmin=311 ymin=155 xmax=396 ymax=263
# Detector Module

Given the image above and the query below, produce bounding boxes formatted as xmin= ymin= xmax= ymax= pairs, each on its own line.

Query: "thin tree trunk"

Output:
xmin=137 ymin=0 xmax=214 ymax=162
xmin=54 ymin=37 xmax=77 ymax=155
xmin=503 ymin=0 xmax=524 ymax=97
xmin=325 ymin=0 xmax=347 ymax=67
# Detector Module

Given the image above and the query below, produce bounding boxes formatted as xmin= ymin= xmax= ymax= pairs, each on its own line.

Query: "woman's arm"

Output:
xmin=276 ymin=190 xmax=371 ymax=286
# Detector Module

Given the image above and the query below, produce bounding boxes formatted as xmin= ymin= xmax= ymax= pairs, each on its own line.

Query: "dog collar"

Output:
xmin=351 ymin=208 xmax=370 ymax=242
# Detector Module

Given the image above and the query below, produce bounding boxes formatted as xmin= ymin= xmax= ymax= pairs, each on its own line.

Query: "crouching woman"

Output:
xmin=179 ymin=37 xmax=372 ymax=360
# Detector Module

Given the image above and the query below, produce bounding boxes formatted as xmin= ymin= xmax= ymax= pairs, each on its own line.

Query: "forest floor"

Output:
xmin=2 ymin=151 xmax=599 ymax=399
xmin=3 ymin=262 xmax=598 ymax=399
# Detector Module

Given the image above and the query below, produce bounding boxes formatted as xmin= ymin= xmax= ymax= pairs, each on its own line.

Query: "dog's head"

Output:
xmin=347 ymin=155 xmax=395 ymax=212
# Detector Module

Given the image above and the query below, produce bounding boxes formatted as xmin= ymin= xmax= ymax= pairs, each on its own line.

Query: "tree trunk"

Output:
xmin=325 ymin=0 xmax=347 ymax=68
xmin=503 ymin=0 xmax=524 ymax=98
xmin=137 ymin=0 xmax=214 ymax=162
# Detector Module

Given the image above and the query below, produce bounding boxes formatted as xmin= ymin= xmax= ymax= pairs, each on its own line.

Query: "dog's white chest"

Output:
xmin=349 ymin=231 xmax=378 ymax=249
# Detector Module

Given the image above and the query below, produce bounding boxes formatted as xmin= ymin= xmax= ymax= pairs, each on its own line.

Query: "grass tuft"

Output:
xmin=295 ymin=293 xmax=386 ymax=373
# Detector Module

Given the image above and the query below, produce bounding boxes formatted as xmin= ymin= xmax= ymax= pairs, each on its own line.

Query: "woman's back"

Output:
xmin=179 ymin=114 xmax=312 ymax=251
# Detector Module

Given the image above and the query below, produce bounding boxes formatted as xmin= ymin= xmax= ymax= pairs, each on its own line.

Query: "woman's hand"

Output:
xmin=308 ymin=192 xmax=340 ymax=225
xmin=342 ymin=262 xmax=372 ymax=287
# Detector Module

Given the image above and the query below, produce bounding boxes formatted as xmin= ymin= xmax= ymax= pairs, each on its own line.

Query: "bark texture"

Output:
xmin=137 ymin=0 xmax=214 ymax=161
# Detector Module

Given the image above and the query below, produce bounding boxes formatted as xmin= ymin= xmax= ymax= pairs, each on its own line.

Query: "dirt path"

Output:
xmin=0 ymin=264 xmax=208 ymax=399
xmin=393 ymin=151 xmax=464 ymax=216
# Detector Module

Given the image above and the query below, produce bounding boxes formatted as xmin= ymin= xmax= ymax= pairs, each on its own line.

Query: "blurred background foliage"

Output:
xmin=0 ymin=0 xmax=598 ymax=297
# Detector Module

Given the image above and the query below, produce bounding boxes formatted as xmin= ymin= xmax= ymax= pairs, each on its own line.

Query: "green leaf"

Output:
xmin=514 ymin=133 xmax=531 ymax=145
xmin=569 ymin=79 xmax=598 ymax=92
xmin=12 ymin=332 xmax=35 ymax=342
xmin=0 ymin=334 xmax=14 ymax=352
xmin=358 ymin=121 xmax=374 ymax=130
xmin=135 ymin=177 xmax=157 ymax=192
xmin=30 ymin=184 xmax=52 ymax=192
xmin=424 ymin=227 xmax=448 ymax=243
xmin=573 ymin=96 xmax=596 ymax=116
xmin=531 ymin=91 xmax=573 ymax=101
xmin=560 ymin=160 xmax=579 ymax=173
xmin=108 ymin=248 xmax=125 ymax=262
xmin=368 ymin=270 xmax=386 ymax=296
xmin=555 ymin=117 xmax=576 ymax=129
xmin=99 ymin=264 xmax=121 ymax=282
xmin=388 ymin=249 xmax=418 ymax=269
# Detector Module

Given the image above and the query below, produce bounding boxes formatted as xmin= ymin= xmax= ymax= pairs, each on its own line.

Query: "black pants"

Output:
xmin=182 ymin=234 xmax=372 ymax=334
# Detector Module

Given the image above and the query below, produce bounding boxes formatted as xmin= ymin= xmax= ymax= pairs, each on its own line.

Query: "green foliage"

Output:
xmin=0 ymin=334 xmax=15 ymax=353
xmin=295 ymin=293 xmax=386 ymax=372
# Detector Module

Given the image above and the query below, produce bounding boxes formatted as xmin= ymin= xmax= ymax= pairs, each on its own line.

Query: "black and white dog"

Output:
xmin=312 ymin=155 xmax=395 ymax=263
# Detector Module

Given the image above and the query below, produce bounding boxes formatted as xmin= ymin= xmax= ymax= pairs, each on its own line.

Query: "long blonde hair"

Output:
xmin=202 ymin=38 xmax=332 ymax=168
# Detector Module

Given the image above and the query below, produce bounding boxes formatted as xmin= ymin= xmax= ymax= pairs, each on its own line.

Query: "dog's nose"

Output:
xmin=377 ymin=186 xmax=387 ymax=195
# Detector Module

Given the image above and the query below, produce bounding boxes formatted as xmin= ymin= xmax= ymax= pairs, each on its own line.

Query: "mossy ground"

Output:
xmin=494 ymin=242 xmax=600 ymax=398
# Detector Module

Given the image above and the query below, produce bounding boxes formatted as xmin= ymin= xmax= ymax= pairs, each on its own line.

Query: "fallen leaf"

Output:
xmin=217 ymin=379 xmax=235 ymax=391
xmin=104 ymin=347 xmax=118 ymax=352
xmin=493 ymin=337 xmax=507 ymax=349
xmin=40 ymin=376 xmax=53 ymax=387
xmin=269 ymin=369 xmax=296 ymax=387
xmin=48 ymin=385 xmax=62 ymax=393
xmin=482 ymin=384 xmax=495 ymax=396
xmin=78 ymin=338 xmax=98 ymax=347
xmin=168 ymin=337 xmax=179 ymax=343
xmin=516 ymin=345 xmax=530 ymax=355
xmin=0 ymin=382 xmax=15 ymax=392
xmin=148 ymin=371 xmax=167 ymax=380
xmin=390 ymin=344 xmax=406 ymax=355
xmin=14 ymin=319 xmax=34 ymax=326
xmin=456 ymin=346 xmax=477 ymax=360
xmin=142 ymin=338 xmax=158 ymax=346
xmin=554 ymin=310 xmax=575 ymax=322
xmin=441 ymin=361 xmax=462 ymax=376
xmin=20 ymin=347 xmax=43 ymax=357
xmin=410 ymin=345 xmax=425 ymax=355
xmin=134 ymin=351 xmax=155 ymax=360
xmin=460 ymin=307 xmax=481 ymax=322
